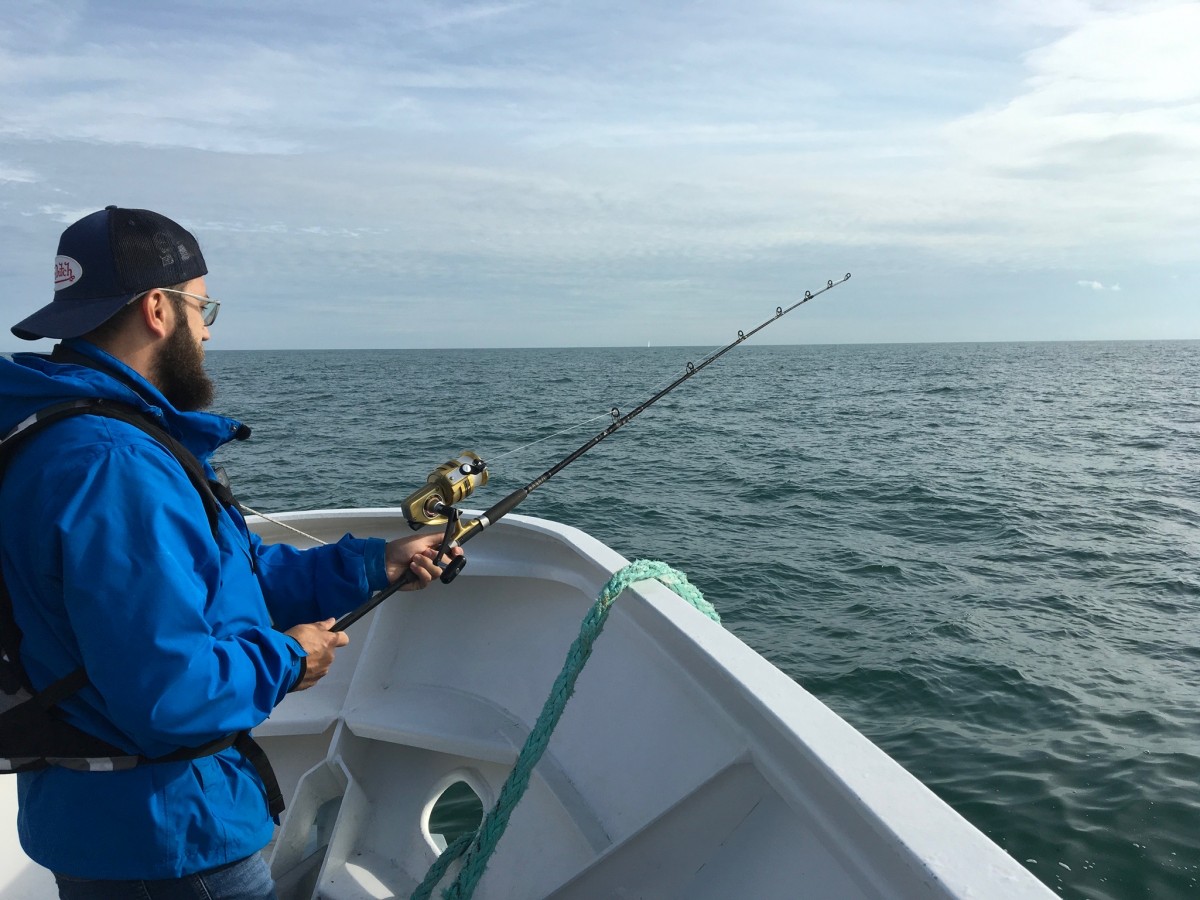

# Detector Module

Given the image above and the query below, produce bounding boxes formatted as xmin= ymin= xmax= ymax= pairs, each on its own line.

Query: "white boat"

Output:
xmin=2 ymin=509 xmax=1054 ymax=899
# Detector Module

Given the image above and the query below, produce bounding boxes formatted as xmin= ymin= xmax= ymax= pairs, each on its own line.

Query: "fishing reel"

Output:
xmin=401 ymin=451 xmax=489 ymax=530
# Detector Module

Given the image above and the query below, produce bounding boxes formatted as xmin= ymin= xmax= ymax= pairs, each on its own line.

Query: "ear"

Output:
xmin=138 ymin=290 xmax=173 ymax=339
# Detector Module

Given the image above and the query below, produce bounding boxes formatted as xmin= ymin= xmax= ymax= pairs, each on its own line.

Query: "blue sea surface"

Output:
xmin=209 ymin=341 xmax=1200 ymax=900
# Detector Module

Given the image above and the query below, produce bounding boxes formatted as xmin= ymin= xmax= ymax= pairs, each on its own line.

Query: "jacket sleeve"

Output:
xmin=248 ymin=531 xmax=390 ymax=631
xmin=51 ymin=440 xmax=303 ymax=753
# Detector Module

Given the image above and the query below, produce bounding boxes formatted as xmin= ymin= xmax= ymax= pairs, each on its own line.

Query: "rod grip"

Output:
xmin=331 ymin=568 xmax=418 ymax=632
xmin=478 ymin=487 xmax=530 ymax=528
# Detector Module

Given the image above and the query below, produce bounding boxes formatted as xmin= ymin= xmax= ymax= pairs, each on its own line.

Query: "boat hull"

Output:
xmin=1 ymin=510 xmax=1053 ymax=899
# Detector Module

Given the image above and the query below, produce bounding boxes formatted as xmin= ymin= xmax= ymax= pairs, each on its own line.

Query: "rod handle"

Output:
xmin=331 ymin=568 xmax=418 ymax=632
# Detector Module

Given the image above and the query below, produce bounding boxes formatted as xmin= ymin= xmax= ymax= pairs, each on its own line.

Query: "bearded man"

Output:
xmin=0 ymin=207 xmax=455 ymax=899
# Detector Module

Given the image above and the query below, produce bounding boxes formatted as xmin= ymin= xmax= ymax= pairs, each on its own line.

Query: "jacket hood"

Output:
xmin=0 ymin=339 xmax=246 ymax=461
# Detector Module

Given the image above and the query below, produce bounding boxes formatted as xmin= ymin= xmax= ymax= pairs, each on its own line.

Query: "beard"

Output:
xmin=154 ymin=316 xmax=215 ymax=411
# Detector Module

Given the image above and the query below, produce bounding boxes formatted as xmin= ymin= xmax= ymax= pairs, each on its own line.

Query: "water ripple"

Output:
xmin=209 ymin=341 xmax=1200 ymax=899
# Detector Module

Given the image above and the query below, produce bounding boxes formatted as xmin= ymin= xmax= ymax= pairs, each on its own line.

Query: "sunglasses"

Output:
xmin=159 ymin=289 xmax=221 ymax=327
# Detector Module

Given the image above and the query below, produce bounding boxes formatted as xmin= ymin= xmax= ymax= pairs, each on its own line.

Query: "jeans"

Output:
xmin=54 ymin=853 xmax=277 ymax=900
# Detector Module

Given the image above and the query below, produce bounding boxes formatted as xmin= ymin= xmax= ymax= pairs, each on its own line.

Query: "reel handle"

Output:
xmin=440 ymin=555 xmax=467 ymax=584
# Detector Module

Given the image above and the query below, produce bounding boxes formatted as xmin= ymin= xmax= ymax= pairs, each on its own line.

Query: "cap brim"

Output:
xmin=11 ymin=291 xmax=139 ymax=341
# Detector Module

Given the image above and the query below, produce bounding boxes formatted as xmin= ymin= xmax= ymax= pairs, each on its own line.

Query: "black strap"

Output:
xmin=31 ymin=666 xmax=89 ymax=711
xmin=0 ymin=574 xmax=32 ymax=694
xmin=0 ymin=393 xmax=284 ymax=810
xmin=209 ymin=475 xmax=238 ymax=509
xmin=0 ymin=399 xmax=223 ymax=537
xmin=234 ymin=732 xmax=285 ymax=817
xmin=142 ymin=731 xmax=240 ymax=764
xmin=0 ymin=399 xmax=222 ymax=692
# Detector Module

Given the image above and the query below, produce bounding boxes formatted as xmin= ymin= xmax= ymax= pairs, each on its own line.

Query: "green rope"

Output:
xmin=411 ymin=559 xmax=718 ymax=900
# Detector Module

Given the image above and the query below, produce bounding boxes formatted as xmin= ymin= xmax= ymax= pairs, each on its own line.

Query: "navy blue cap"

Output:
xmin=12 ymin=206 xmax=208 ymax=341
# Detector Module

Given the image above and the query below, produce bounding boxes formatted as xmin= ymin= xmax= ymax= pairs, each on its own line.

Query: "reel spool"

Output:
xmin=401 ymin=451 xmax=488 ymax=529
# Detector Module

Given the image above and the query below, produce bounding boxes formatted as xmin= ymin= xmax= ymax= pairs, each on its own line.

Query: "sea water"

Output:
xmin=209 ymin=341 xmax=1200 ymax=900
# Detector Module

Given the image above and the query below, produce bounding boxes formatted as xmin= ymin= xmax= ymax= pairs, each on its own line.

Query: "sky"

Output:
xmin=1 ymin=0 xmax=1198 ymax=350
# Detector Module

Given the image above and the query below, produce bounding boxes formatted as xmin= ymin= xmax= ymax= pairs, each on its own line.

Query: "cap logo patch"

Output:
xmin=54 ymin=255 xmax=83 ymax=291
xmin=153 ymin=231 xmax=175 ymax=266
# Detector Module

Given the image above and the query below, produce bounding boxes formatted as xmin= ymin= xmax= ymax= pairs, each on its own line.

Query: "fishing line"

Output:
xmin=237 ymin=503 xmax=328 ymax=546
xmin=332 ymin=273 xmax=851 ymax=632
xmin=485 ymin=410 xmax=616 ymax=464
xmin=485 ymin=341 xmax=731 ymax=465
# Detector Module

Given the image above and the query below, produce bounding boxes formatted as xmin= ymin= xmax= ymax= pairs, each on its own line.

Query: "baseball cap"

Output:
xmin=12 ymin=206 xmax=208 ymax=341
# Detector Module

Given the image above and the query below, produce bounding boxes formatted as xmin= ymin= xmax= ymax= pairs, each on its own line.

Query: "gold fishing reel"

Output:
xmin=402 ymin=451 xmax=489 ymax=529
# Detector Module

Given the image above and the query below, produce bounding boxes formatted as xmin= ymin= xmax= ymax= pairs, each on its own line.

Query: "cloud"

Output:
xmin=36 ymin=204 xmax=99 ymax=225
xmin=0 ymin=161 xmax=36 ymax=183
xmin=951 ymin=5 xmax=1200 ymax=171
xmin=909 ymin=3 xmax=1200 ymax=265
xmin=1 ymin=0 xmax=1197 ymax=348
xmin=0 ymin=0 xmax=543 ymax=155
xmin=994 ymin=0 xmax=1174 ymax=31
xmin=1076 ymin=280 xmax=1121 ymax=291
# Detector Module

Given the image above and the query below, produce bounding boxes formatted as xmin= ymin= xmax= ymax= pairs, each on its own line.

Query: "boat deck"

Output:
xmin=2 ymin=510 xmax=1054 ymax=899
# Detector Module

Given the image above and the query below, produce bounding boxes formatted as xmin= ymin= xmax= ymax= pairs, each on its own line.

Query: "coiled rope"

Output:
xmin=411 ymin=559 xmax=719 ymax=900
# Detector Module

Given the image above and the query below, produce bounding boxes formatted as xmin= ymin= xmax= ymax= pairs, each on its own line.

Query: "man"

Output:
xmin=0 ymin=207 xmax=457 ymax=898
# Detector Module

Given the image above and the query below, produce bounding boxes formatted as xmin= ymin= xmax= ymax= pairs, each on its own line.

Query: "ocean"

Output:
xmin=208 ymin=341 xmax=1200 ymax=900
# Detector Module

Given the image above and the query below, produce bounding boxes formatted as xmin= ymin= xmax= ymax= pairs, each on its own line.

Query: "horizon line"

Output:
xmin=4 ymin=336 xmax=1199 ymax=355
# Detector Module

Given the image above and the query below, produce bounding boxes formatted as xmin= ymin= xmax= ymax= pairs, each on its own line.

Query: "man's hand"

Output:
xmin=384 ymin=532 xmax=465 ymax=590
xmin=284 ymin=618 xmax=350 ymax=690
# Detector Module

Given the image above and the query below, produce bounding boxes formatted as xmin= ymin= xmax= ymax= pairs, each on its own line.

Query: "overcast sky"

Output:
xmin=1 ymin=0 xmax=1197 ymax=350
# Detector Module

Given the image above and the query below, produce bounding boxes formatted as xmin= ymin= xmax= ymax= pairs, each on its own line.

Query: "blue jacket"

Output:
xmin=0 ymin=340 xmax=389 ymax=879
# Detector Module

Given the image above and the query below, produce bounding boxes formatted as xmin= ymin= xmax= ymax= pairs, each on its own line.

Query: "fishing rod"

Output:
xmin=332 ymin=273 xmax=851 ymax=632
